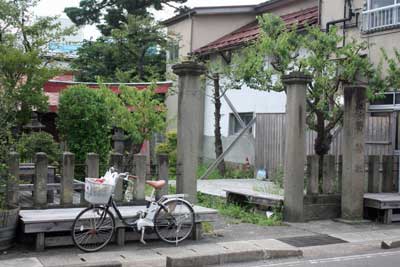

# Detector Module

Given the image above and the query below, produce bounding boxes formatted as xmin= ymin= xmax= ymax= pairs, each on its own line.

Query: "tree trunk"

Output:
xmin=213 ymin=75 xmax=226 ymax=176
xmin=314 ymin=112 xmax=333 ymax=180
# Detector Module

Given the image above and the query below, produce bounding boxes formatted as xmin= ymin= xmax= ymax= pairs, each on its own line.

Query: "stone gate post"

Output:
xmin=172 ymin=61 xmax=206 ymax=203
xmin=342 ymin=85 xmax=367 ymax=221
xmin=282 ymin=72 xmax=311 ymax=222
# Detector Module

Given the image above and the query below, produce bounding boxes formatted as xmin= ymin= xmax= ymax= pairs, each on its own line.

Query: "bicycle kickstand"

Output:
xmin=140 ymin=227 xmax=146 ymax=245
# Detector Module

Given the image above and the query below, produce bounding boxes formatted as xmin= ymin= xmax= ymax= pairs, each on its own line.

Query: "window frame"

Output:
xmin=228 ymin=112 xmax=254 ymax=136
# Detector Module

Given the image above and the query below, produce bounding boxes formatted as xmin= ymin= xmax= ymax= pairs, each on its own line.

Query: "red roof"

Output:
xmin=194 ymin=6 xmax=319 ymax=55
xmin=44 ymin=80 xmax=172 ymax=112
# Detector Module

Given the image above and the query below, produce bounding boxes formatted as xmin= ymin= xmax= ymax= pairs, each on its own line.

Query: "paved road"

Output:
xmin=220 ymin=250 xmax=400 ymax=267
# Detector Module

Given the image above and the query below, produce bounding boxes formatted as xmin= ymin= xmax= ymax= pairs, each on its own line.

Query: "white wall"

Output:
xmin=203 ymin=83 xmax=286 ymax=137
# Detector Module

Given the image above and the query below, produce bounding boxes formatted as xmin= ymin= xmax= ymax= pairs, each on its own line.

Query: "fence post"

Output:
xmin=134 ymin=155 xmax=146 ymax=201
xmin=61 ymin=152 xmax=74 ymax=206
xmin=156 ymin=154 xmax=169 ymax=200
xmin=337 ymin=155 xmax=343 ymax=194
xmin=306 ymin=155 xmax=319 ymax=195
xmin=86 ymin=153 xmax=99 ymax=178
xmin=7 ymin=152 xmax=19 ymax=206
xmin=322 ymin=155 xmax=335 ymax=194
xmin=382 ymin=155 xmax=394 ymax=192
xmin=367 ymin=155 xmax=381 ymax=193
xmin=34 ymin=152 xmax=48 ymax=208
xmin=110 ymin=152 xmax=124 ymax=202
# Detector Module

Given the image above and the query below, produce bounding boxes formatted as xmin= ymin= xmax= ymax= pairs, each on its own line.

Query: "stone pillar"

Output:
xmin=382 ymin=155 xmax=394 ymax=192
xmin=86 ymin=153 xmax=99 ymax=178
xmin=322 ymin=155 xmax=335 ymax=194
xmin=112 ymin=128 xmax=126 ymax=154
xmin=172 ymin=61 xmax=206 ymax=203
xmin=342 ymin=86 xmax=367 ymax=221
xmin=34 ymin=152 xmax=48 ymax=208
xmin=156 ymin=154 xmax=169 ymax=199
xmin=306 ymin=155 xmax=319 ymax=195
xmin=7 ymin=152 xmax=19 ymax=206
xmin=367 ymin=155 xmax=381 ymax=193
xmin=133 ymin=155 xmax=146 ymax=201
xmin=110 ymin=152 xmax=124 ymax=201
xmin=61 ymin=152 xmax=74 ymax=206
xmin=281 ymin=72 xmax=311 ymax=222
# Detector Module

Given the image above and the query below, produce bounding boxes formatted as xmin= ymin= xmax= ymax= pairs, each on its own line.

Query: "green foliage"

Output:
xmin=99 ymin=83 xmax=166 ymax=147
xmin=65 ymin=0 xmax=187 ymax=36
xmin=16 ymin=132 xmax=60 ymax=164
xmin=232 ymin=14 xmax=385 ymax=158
xmin=57 ymin=85 xmax=112 ymax=175
xmin=156 ymin=131 xmax=177 ymax=175
xmin=197 ymin=192 xmax=282 ymax=226
xmin=0 ymin=0 xmax=74 ymax=125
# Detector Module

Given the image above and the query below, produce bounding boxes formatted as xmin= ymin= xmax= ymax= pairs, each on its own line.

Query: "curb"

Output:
xmin=48 ymin=261 xmax=122 ymax=267
xmin=167 ymin=249 xmax=303 ymax=267
xmin=381 ymin=240 xmax=400 ymax=249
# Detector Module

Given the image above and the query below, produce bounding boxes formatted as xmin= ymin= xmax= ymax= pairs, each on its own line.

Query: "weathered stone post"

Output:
xmin=322 ymin=155 xmax=335 ymax=194
xmin=156 ymin=154 xmax=169 ymax=199
xmin=110 ymin=152 xmax=124 ymax=201
xmin=342 ymin=85 xmax=367 ymax=221
xmin=86 ymin=153 xmax=99 ymax=178
xmin=172 ymin=61 xmax=206 ymax=203
xmin=34 ymin=152 xmax=48 ymax=208
xmin=61 ymin=152 xmax=75 ymax=206
xmin=133 ymin=154 xmax=146 ymax=201
xmin=306 ymin=155 xmax=319 ymax=195
xmin=282 ymin=72 xmax=311 ymax=222
xmin=7 ymin=152 xmax=19 ymax=206
xmin=367 ymin=155 xmax=381 ymax=193
xmin=382 ymin=155 xmax=394 ymax=192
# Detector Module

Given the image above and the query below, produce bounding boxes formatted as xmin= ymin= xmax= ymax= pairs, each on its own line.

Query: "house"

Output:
xmin=163 ymin=0 xmax=318 ymax=165
xmin=164 ymin=0 xmax=400 ymax=173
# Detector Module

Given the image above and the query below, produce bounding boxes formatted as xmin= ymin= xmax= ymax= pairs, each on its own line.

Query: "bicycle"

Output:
xmin=71 ymin=168 xmax=195 ymax=252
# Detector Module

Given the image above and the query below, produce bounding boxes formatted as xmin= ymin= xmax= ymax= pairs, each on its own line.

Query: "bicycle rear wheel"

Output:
xmin=154 ymin=198 xmax=195 ymax=244
xmin=72 ymin=206 xmax=115 ymax=252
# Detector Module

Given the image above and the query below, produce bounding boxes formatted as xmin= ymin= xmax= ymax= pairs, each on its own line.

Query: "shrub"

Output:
xmin=57 ymin=85 xmax=112 ymax=178
xmin=16 ymin=132 xmax=60 ymax=164
xmin=156 ymin=131 xmax=177 ymax=175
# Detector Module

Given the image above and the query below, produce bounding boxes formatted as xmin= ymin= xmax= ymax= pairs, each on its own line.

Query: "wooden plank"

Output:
xmin=19 ymin=183 xmax=84 ymax=191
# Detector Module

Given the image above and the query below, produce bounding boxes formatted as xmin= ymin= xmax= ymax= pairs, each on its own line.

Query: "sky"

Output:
xmin=33 ymin=0 xmax=266 ymax=39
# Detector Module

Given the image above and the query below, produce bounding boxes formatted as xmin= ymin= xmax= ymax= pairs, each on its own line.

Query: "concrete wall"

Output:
xmin=320 ymin=0 xmax=400 ymax=69
xmin=167 ymin=18 xmax=193 ymax=58
xmin=191 ymin=14 xmax=255 ymax=50
xmin=260 ymin=0 xmax=318 ymax=16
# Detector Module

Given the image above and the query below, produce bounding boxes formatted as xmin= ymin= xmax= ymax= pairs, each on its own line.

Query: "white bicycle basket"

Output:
xmin=84 ymin=178 xmax=114 ymax=204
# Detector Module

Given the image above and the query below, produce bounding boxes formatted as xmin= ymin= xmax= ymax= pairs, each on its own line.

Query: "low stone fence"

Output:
xmin=6 ymin=152 xmax=169 ymax=209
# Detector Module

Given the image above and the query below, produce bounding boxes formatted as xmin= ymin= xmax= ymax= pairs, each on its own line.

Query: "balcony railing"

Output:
xmin=363 ymin=3 xmax=400 ymax=32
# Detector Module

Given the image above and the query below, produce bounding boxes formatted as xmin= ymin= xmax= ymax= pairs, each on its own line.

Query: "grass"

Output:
xmin=196 ymin=163 xmax=254 ymax=180
xmin=197 ymin=192 xmax=282 ymax=226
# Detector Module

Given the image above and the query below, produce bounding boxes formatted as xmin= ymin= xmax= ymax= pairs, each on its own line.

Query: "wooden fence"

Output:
xmin=255 ymin=112 xmax=395 ymax=173
xmin=5 ymin=152 xmax=169 ymax=209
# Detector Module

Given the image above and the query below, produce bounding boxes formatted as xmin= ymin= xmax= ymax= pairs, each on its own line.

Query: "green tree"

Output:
xmin=57 ymin=85 xmax=112 ymax=174
xmin=16 ymin=132 xmax=60 ymax=164
xmin=231 ymin=14 xmax=384 ymax=177
xmin=65 ymin=0 xmax=187 ymax=36
xmin=0 ymin=0 xmax=73 ymax=125
xmin=73 ymin=15 xmax=167 ymax=82
xmin=98 ymin=83 xmax=166 ymax=153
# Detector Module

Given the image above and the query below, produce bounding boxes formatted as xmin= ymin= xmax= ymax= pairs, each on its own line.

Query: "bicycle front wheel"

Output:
xmin=154 ymin=198 xmax=195 ymax=244
xmin=72 ymin=206 xmax=115 ymax=252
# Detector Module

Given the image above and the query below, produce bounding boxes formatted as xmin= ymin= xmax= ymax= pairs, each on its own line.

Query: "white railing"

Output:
xmin=363 ymin=3 xmax=400 ymax=31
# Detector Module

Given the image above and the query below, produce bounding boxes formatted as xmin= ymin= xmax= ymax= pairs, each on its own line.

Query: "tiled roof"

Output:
xmin=194 ymin=6 xmax=319 ymax=55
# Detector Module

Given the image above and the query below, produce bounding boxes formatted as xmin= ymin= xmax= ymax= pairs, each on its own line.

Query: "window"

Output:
xmin=229 ymin=112 xmax=254 ymax=135
xmin=369 ymin=92 xmax=400 ymax=109
xmin=167 ymin=41 xmax=179 ymax=62
xmin=363 ymin=0 xmax=400 ymax=31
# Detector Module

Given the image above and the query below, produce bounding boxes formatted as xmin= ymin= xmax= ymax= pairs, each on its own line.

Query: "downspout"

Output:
xmin=189 ymin=13 xmax=194 ymax=54
xmin=326 ymin=0 xmax=355 ymax=34
xmin=318 ymin=0 xmax=322 ymax=26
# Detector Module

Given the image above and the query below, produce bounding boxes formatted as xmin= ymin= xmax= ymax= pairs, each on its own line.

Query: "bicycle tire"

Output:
xmin=154 ymin=198 xmax=195 ymax=244
xmin=71 ymin=206 xmax=115 ymax=252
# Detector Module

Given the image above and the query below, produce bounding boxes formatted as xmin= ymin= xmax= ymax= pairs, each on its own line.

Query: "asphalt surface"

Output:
xmin=219 ymin=247 xmax=400 ymax=267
